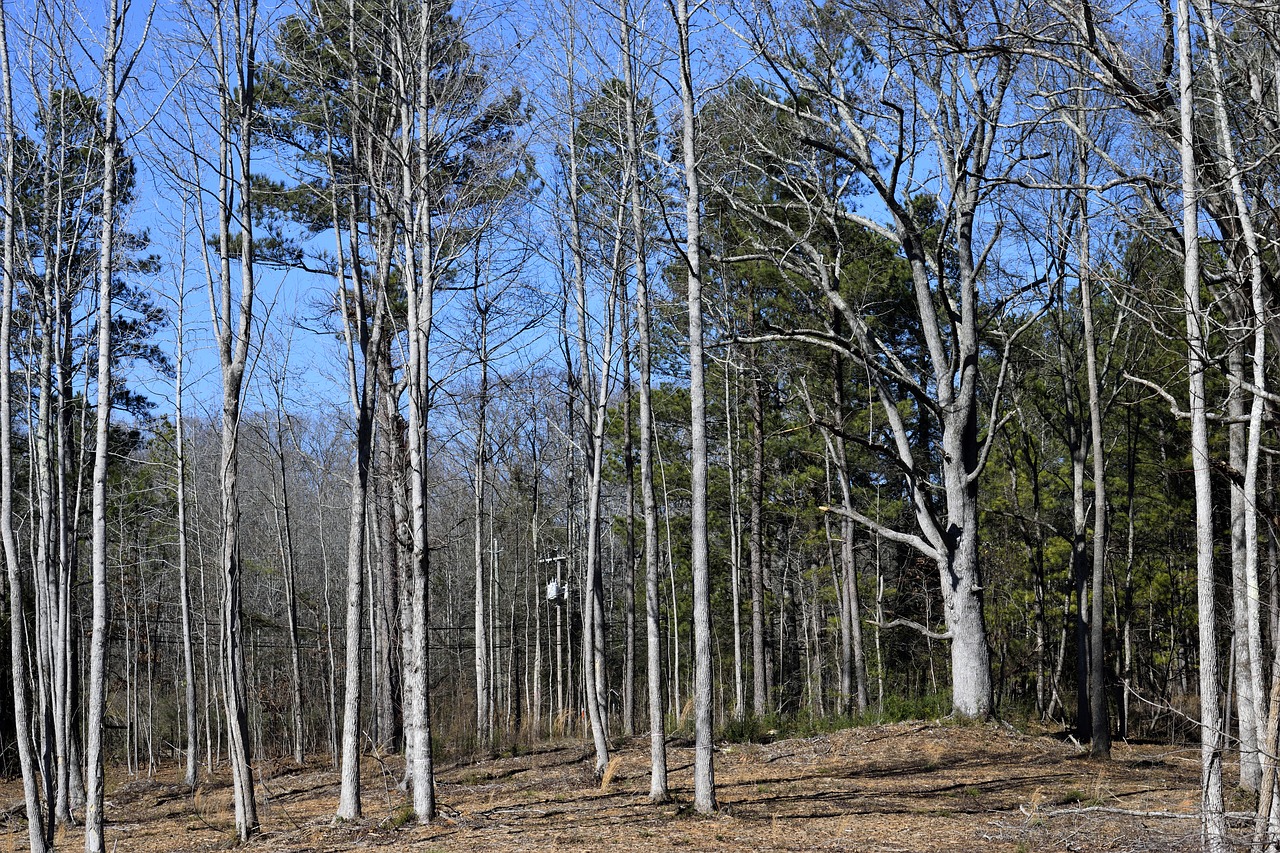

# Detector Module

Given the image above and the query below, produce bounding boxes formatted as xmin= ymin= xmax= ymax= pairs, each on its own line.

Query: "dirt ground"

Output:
xmin=5 ymin=722 xmax=1216 ymax=851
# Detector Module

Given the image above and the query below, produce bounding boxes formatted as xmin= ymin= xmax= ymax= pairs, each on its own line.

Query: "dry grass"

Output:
xmin=600 ymin=755 xmax=624 ymax=792
xmin=0 ymin=722 xmax=1212 ymax=851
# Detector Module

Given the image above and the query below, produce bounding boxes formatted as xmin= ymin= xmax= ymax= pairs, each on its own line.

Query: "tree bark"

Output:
xmin=1176 ymin=0 xmax=1228 ymax=845
xmin=619 ymin=0 xmax=669 ymax=797
xmin=1077 ymin=116 xmax=1110 ymax=759
xmin=1198 ymin=0 xmax=1268 ymax=797
xmin=205 ymin=1 xmax=262 ymax=834
xmin=472 ymin=299 xmax=491 ymax=750
xmin=85 ymin=4 xmax=121 ymax=845
xmin=749 ymin=362 xmax=767 ymax=718
xmin=674 ymin=0 xmax=716 ymax=811
xmin=175 ymin=264 xmax=199 ymax=789
xmin=0 ymin=4 xmax=49 ymax=845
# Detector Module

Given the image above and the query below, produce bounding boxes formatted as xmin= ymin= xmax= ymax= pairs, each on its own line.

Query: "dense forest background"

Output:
xmin=0 ymin=0 xmax=1274 ymax=848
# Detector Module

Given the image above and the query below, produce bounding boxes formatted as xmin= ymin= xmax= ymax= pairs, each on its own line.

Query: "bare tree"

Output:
xmin=184 ymin=0 xmax=264 ymax=834
xmin=1175 ymin=0 xmax=1226 ymax=845
xmin=173 ymin=205 xmax=199 ymax=789
xmin=671 ymin=0 xmax=716 ymax=811
xmin=1077 ymin=108 xmax=1109 ymax=761
xmin=617 ymin=0 xmax=669 ymax=798
xmin=0 ymin=1 xmax=49 ymax=848
xmin=728 ymin=0 xmax=1043 ymax=718
xmin=86 ymin=0 xmax=152 ymax=845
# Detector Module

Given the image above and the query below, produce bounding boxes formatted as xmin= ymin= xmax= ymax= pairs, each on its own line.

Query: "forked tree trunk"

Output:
xmin=562 ymin=23 xmax=614 ymax=775
xmin=205 ymin=1 xmax=262 ymax=835
xmin=333 ymin=138 xmax=391 ymax=818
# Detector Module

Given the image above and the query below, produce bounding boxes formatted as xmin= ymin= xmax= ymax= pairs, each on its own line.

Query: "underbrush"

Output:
xmin=714 ymin=691 xmax=955 ymax=743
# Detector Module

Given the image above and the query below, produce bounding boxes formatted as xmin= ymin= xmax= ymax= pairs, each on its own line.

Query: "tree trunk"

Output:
xmin=1077 ymin=121 xmax=1110 ymax=759
xmin=1199 ymin=0 xmax=1268 ymax=798
xmin=937 ymin=405 xmax=992 ymax=718
xmin=619 ymin=0 xmax=668 ymax=796
xmin=562 ymin=26 xmax=616 ymax=776
xmin=374 ymin=367 xmax=403 ymax=752
xmin=622 ymin=325 xmax=636 ymax=737
xmin=749 ymin=363 xmax=767 ymax=718
xmin=401 ymin=8 xmax=438 ymax=815
xmin=1176 ymin=0 xmax=1228 ymax=844
xmin=674 ymin=0 xmax=716 ymax=810
xmin=473 ymin=302 xmax=491 ymax=750
xmin=335 ymin=237 xmax=387 ymax=817
xmin=175 ymin=274 xmax=199 ymax=789
xmin=726 ymin=360 xmax=746 ymax=721
xmin=85 ymin=7 xmax=120 ymax=846
xmin=0 ymin=6 xmax=49 ymax=845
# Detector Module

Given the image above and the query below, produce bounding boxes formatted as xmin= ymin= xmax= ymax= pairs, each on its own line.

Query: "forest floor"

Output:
xmin=4 ymin=720 xmax=1217 ymax=851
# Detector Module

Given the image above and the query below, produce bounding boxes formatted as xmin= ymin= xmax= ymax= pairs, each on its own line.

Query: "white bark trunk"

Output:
xmin=473 ymin=307 xmax=491 ymax=749
xmin=85 ymin=5 xmax=120 ymax=846
xmin=619 ymin=0 xmax=669 ymax=795
xmin=674 ymin=0 xmax=716 ymax=812
xmin=175 ymin=268 xmax=199 ymax=790
xmin=0 ymin=4 xmax=49 ymax=845
xmin=204 ymin=1 xmax=261 ymax=834
xmin=1199 ymin=0 xmax=1269 ymax=802
xmin=1176 ymin=0 xmax=1228 ymax=845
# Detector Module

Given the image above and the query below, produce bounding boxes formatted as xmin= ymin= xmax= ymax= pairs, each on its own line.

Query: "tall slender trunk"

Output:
xmin=749 ymin=360 xmax=767 ymax=717
xmin=31 ymin=85 xmax=73 ymax=826
xmin=1176 ymin=0 xmax=1227 ymax=845
xmin=618 ymin=0 xmax=668 ymax=795
xmin=314 ymin=472 xmax=339 ymax=765
xmin=622 ymin=324 xmax=636 ymax=737
xmin=1198 ymin=0 xmax=1269 ymax=802
xmin=266 ymin=400 xmax=305 ymax=767
xmin=401 ymin=6 xmax=437 ymax=816
xmin=332 ymin=203 xmax=389 ymax=817
xmin=473 ymin=300 xmax=491 ymax=749
xmin=202 ymin=0 xmax=263 ymax=835
xmin=1077 ymin=117 xmax=1109 ymax=759
xmin=673 ymin=0 xmax=715 ymax=811
xmin=32 ymin=170 xmax=62 ymax=827
xmin=85 ymin=5 xmax=120 ymax=846
xmin=0 ymin=3 xmax=49 ymax=846
xmin=175 ymin=267 xmax=199 ymax=789
xmin=530 ymin=443 xmax=544 ymax=735
xmin=374 ymin=372 xmax=403 ymax=752
xmin=1066 ymin=370 xmax=1090 ymax=738
xmin=563 ymin=28 xmax=616 ymax=775
xmin=726 ymin=359 xmax=745 ymax=721
xmin=827 ymin=336 xmax=867 ymax=715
